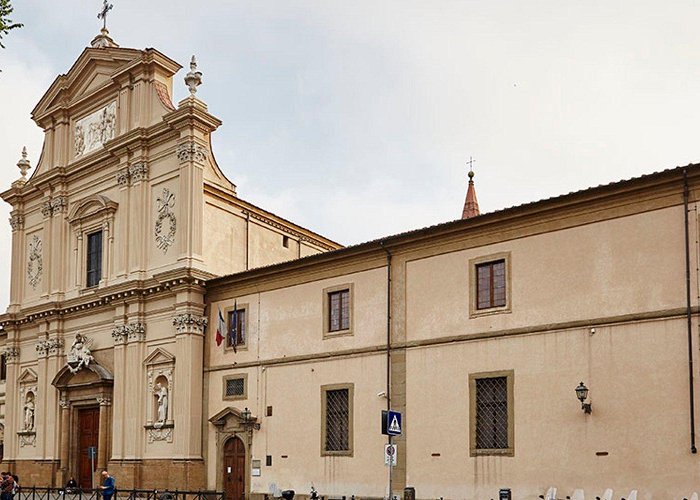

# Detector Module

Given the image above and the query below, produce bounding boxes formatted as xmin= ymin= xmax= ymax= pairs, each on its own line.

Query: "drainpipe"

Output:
xmin=683 ymin=168 xmax=697 ymax=454
xmin=379 ymin=241 xmax=393 ymax=498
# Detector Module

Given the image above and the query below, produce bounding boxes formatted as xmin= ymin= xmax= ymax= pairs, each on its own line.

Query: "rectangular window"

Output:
xmin=227 ymin=308 xmax=246 ymax=348
xmin=86 ymin=231 xmax=103 ymax=288
xmin=328 ymin=289 xmax=350 ymax=332
xmin=476 ymin=259 xmax=506 ymax=309
xmin=322 ymin=384 xmax=353 ymax=455
xmin=470 ymin=371 xmax=514 ymax=456
xmin=0 ymin=355 xmax=6 ymax=382
xmin=223 ymin=374 xmax=247 ymax=400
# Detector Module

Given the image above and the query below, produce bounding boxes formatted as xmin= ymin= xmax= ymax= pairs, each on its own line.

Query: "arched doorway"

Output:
xmin=223 ymin=436 xmax=246 ymax=500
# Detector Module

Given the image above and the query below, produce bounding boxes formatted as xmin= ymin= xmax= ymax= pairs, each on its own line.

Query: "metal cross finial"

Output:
xmin=97 ymin=0 xmax=113 ymax=31
xmin=466 ymin=156 xmax=476 ymax=180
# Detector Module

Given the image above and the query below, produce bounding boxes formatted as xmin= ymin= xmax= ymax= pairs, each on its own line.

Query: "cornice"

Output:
xmin=203 ymin=183 xmax=341 ymax=251
xmin=207 ymin=164 xmax=700 ymax=296
xmin=0 ymin=267 xmax=211 ymax=328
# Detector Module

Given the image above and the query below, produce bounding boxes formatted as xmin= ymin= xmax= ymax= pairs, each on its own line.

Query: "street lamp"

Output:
xmin=575 ymin=382 xmax=592 ymax=414
xmin=241 ymin=407 xmax=260 ymax=430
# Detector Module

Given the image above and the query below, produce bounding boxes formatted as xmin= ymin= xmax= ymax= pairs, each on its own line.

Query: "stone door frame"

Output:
xmin=52 ymin=362 xmax=114 ymax=486
xmin=210 ymin=406 xmax=259 ymax=499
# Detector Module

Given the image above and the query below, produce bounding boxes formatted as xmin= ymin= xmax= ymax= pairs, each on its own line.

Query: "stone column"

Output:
xmin=58 ymin=397 xmax=70 ymax=484
xmin=97 ymin=396 xmax=111 ymax=470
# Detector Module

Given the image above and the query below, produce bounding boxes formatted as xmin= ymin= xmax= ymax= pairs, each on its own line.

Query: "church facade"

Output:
xmin=0 ymin=30 xmax=337 ymax=490
xmin=2 ymin=29 xmax=700 ymax=500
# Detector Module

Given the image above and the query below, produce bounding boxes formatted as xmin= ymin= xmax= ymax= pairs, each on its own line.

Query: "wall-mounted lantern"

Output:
xmin=575 ymin=382 xmax=592 ymax=414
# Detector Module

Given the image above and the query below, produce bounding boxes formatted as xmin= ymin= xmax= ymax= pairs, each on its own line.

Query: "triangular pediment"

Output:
xmin=209 ymin=406 xmax=259 ymax=427
xmin=32 ymin=46 xmax=142 ymax=123
xmin=18 ymin=368 xmax=38 ymax=385
xmin=144 ymin=347 xmax=175 ymax=366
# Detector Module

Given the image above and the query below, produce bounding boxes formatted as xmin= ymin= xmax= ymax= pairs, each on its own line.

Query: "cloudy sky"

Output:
xmin=1 ymin=0 xmax=699 ymax=307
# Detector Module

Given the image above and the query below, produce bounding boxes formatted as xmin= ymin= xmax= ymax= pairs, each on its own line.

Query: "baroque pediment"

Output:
xmin=32 ymin=47 xmax=141 ymax=123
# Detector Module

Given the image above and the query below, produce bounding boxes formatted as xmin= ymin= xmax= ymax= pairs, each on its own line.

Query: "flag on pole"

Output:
xmin=230 ymin=301 xmax=238 ymax=353
xmin=215 ymin=307 xmax=225 ymax=347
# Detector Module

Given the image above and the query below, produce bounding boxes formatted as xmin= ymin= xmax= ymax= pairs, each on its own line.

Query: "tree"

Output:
xmin=0 ymin=0 xmax=22 ymax=49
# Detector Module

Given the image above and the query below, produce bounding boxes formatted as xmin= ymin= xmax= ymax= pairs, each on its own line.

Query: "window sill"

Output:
xmin=323 ymin=329 xmax=353 ymax=339
xmin=470 ymin=305 xmax=512 ymax=319
xmin=223 ymin=394 xmax=247 ymax=401
xmin=470 ymin=448 xmax=514 ymax=457
xmin=321 ymin=450 xmax=353 ymax=457
xmin=224 ymin=345 xmax=248 ymax=352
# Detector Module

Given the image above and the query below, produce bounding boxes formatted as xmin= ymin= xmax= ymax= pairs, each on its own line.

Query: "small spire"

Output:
xmin=184 ymin=56 xmax=203 ymax=95
xmin=17 ymin=146 xmax=31 ymax=179
xmin=462 ymin=157 xmax=480 ymax=219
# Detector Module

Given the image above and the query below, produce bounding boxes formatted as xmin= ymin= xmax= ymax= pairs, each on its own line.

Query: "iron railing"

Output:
xmin=16 ymin=487 xmax=224 ymax=500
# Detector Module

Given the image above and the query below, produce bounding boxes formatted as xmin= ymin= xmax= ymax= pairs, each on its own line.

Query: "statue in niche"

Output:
xmin=23 ymin=393 xmax=35 ymax=431
xmin=154 ymin=381 xmax=168 ymax=427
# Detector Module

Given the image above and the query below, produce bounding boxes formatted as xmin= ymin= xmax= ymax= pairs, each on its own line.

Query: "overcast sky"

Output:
xmin=1 ymin=0 xmax=700 ymax=308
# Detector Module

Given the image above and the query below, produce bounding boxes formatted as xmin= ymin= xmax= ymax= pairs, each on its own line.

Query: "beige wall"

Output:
xmin=205 ymin=199 xmax=700 ymax=499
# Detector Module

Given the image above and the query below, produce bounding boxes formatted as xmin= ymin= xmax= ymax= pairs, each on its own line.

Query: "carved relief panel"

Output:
xmin=74 ymin=102 xmax=117 ymax=157
xmin=154 ymin=187 xmax=176 ymax=254
xmin=26 ymin=234 xmax=42 ymax=289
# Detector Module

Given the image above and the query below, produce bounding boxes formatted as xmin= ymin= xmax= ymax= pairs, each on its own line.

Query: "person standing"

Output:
xmin=100 ymin=471 xmax=115 ymax=500
xmin=0 ymin=473 xmax=15 ymax=500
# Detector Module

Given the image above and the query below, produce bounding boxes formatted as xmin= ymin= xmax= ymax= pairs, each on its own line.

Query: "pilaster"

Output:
xmin=172 ymin=308 xmax=206 ymax=459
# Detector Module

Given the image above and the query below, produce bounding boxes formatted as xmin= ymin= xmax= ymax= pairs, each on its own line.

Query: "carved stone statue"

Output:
xmin=23 ymin=393 xmax=35 ymax=431
xmin=67 ymin=333 xmax=94 ymax=374
xmin=154 ymin=382 xmax=168 ymax=426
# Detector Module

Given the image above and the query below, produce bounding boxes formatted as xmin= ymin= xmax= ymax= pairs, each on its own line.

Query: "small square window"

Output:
xmin=283 ymin=235 xmax=290 ymax=248
xmin=223 ymin=374 xmax=247 ymax=400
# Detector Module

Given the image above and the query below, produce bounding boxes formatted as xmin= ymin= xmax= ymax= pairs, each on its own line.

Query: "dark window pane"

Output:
xmin=325 ymin=388 xmax=349 ymax=451
xmin=329 ymin=290 xmax=350 ymax=332
xmin=227 ymin=309 xmax=246 ymax=347
xmin=476 ymin=260 xmax=506 ymax=309
xmin=475 ymin=377 xmax=508 ymax=449
xmin=86 ymin=231 xmax=102 ymax=287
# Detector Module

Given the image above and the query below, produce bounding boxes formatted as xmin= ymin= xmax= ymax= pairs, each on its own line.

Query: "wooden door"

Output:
xmin=78 ymin=408 xmax=100 ymax=488
xmin=224 ymin=437 xmax=246 ymax=500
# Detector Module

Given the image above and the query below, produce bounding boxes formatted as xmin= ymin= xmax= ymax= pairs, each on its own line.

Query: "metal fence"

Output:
xmin=16 ymin=488 xmax=224 ymax=500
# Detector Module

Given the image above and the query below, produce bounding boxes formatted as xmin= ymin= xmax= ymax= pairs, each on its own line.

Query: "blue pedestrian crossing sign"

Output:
xmin=381 ymin=410 xmax=402 ymax=436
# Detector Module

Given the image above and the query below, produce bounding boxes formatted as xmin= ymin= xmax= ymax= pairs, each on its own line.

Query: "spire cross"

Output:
xmin=97 ymin=0 xmax=113 ymax=31
xmin=466 ymin=156 xmax=475 ymax=172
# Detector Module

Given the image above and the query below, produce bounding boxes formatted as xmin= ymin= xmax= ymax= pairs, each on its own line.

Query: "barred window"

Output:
xmin=224 ymin=374 xmax=247 ymax=399
xmin=476 ymin=259 xmax=506 ymax=309
xmin=475 ymin=377 xmax=508 ymax=449
xmin=470 ymin=372 xmax=514 ymax=456
xmin=328 ymin=290 xmax=350 ymax=332
xmin=225 ymin=377 xmax=245 ymax=398
xmin=323 ymin=386 xmax=352 ymax=454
